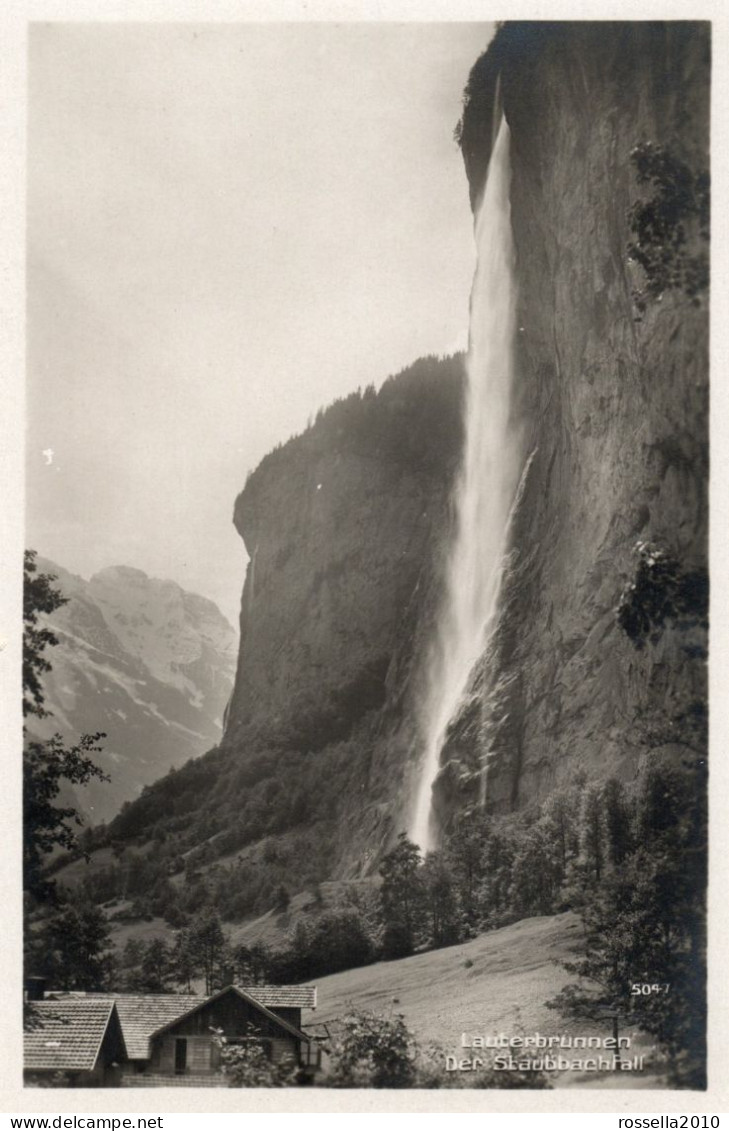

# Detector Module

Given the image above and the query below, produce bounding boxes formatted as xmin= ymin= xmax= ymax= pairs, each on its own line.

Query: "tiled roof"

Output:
xmin=46 ymin=985 xmax=316 ymax=1061
xmin=242 ymin=985 xmax=317 ymax=1010
xmin=104 ymin=995 xmax=198 ymax=1060
xmin=50 ymin=993 xmax=198 ymax=1060
xmin=24 ymin=999 xmax=117 ymax=1072
xmin=149 ymin=986 xmax=311 ymax=1045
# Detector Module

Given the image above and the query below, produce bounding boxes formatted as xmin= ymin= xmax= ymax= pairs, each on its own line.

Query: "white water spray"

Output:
xmin=410 ymin=115 xmax=521 ymax=852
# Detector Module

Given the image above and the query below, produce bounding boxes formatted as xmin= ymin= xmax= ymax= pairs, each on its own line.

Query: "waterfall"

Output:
xmin=410 ymin=114 xmax=521 ymax=853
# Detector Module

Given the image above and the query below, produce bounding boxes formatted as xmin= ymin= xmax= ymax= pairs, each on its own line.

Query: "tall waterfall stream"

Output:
xmin=410 ymin=114 xmax=521 ymax=852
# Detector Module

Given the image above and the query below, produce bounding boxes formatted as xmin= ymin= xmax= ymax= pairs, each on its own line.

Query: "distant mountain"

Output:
xmin=27 ymin=558 xmax=237 ymax=824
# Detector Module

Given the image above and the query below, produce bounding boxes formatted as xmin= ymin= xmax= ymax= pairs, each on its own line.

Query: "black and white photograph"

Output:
xmin=10 ymin=6 xmax=718 ymax=1107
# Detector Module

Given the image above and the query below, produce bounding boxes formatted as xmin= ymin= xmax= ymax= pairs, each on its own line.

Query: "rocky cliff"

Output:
xmin=100 ymin=23 xmax=708 ymax=884
xmin=218 ymin=357 xmax=464 ymax=869
xmin=433 ymin=22 xmax=709 ymax=821
xmin=28 ymin=558 xmax=237 ymax=822
xmin=101 ymin=357 xmax=463 ymax=895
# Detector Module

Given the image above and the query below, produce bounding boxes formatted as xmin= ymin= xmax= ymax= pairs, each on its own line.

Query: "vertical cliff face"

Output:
xmin=105 ymin=359 xmax=463 ymax=882
xmin=436 ymin=23 xmax=709 ymax=819
xmin=221 ymin=358 xmax=464 ymax=870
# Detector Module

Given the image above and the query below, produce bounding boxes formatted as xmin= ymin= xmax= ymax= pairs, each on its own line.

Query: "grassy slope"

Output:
xmin=98 ymin=890 xmax=664 ymax=1088
xmin=303 ymin=912 xmax=664 ymax=1089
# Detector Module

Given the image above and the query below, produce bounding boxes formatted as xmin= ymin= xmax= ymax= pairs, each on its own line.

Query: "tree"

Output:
xmin=328 ymin=1010 xmax=417 ymax=1088
xmin=189 ymin=909 xmax=228 ymax=994
xmin=603 ymin=777 xmax=634 ymax=868
xmin=215 ymin=1028 xmax=299 ymax=1087
xmin=32 ymin=902 xmax=113 ymax=990
xmin=475 ymin=825 xmax=516 ymax=926
xmin=22 ymin=552 xmax=108 ymax=905
xmin=510 ymin=824 xmax=561 ymax=916
xmin=24 ymin=732 xmax=108 ymax=904
xmin=547 ymin=760 xmax=707 ymax=1088
xmin=379 ymin=834 xmax=425 ymax=958
xmin=540 ymin=777 xmax=584 ymax=880
xmin=276 ymin=909 xmax=375 ymax=981
xmin=171 ymin=927 xmax=199 ymax=992
xmin=627 ymin=142 xmax=709 ymax=313
xmin=23 ymin=550 xmax=68 ymax=719
xmin=119 ymin=937 xmax=146 ymax=991
xmin=228 ymin=942 xmax=271 ymax=986
xmin=617 ymin=542 xmax=708 ymax=653
xmin=420 ymin=852 xmax=460 ymax=947
xmin=578 ymin=784 xmax=606 ymax=884
xmin=140 ymin=938 xmax=173 ymax=993
xmin=444 ymin=816 xmax=487 ymax=934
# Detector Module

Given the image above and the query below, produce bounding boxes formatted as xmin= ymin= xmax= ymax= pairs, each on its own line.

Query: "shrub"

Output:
xmin=328 ymin=1010 xmax=417 ymax=1088
xmin=617 ymin=542 xmax=708 ymax=652
xmin=627 ymin=141 xmax=709 ymax=313
xmin=216 ymin=1034 xmax=299 ymax=1088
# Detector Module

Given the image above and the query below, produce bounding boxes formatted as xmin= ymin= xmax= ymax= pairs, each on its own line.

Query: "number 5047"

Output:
xmin=630 ymin=983 xmax=670 ymax=995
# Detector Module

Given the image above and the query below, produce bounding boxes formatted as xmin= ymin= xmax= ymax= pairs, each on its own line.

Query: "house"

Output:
xmin=23 ymin=999 xmax=127 ymax=1087
xmin=26 ymin=984 xmax=319 ymax=1087
xmin=141 ymin=985 xmax=320 ymax=1085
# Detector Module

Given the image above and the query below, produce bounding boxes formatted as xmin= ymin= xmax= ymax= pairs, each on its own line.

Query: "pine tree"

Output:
xmin=379 ymin=834 xmax=425 ymax=958
xmin=140 ymin=938 xmax=173 ymax=993
xmin=603 ymin=777 xmax=634 ymax=868
xmin=579 ymin=784 xmax=606 ymax=884
xmin=171 ymin=927 xmax=199 ymax=992
xmin=36 ymin=902 xmax=113 ymax=990
xmin=420 ymin=852 xmax=459 ymax=946
xmin=189 ymin=910 xmax=228 ymax=994
xmin=444 ymin=816 xmax=486 ymax=934
xmin=547 ymin=760 xmax=707 ymax=1087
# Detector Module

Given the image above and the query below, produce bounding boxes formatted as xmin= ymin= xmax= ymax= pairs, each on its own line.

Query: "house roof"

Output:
xmin=107 ymin=995 xmax=200 ymax=1059
xmin=46 ymin=985 xmax=317 ymax=1060
xmin=149 ymin=986 xmax=312 ymax=1046
xmin=50 ymin=993 xmax=199 ymax=1060
xmin=24 ymin=999 xmax=122 ymax=1073
xmin=240 ymin=985 xmax=317 ymax=1010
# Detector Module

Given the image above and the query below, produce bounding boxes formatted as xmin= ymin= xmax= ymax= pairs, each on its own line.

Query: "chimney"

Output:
xmin=25 ymin=976 xmax=47 ymax=1002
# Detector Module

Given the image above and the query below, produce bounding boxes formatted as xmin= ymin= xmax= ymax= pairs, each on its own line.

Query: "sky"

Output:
xmin=26 ymin=21 xmax=493 ymax=626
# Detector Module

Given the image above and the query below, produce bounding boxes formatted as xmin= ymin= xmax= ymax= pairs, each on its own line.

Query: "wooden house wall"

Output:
xmin=150 ymin=1032 xmax=298 ymax=1076
xmin=268 ymin=1007 xmax=301 ymax=1030
xmin=146 ymin=992 xmax=302 ymax=1077
xmin=270 ymin=1038 xmax=298 ymax=1065
xmin=99 ymin=1009 xmax=127 ymax=1069
xmin=165 ymin=994 xmax=292 ymax=1042
xmin=151 ymin=1034 xmax=220 ymax=1076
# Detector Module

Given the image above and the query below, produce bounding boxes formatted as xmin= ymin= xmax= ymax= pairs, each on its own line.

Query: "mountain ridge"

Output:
xmin=27 ymin=556 xmax=237 ymax=824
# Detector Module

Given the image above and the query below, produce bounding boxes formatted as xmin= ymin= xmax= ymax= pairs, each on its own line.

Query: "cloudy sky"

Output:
xmin=26 ymin=21 xmax=493 ymax=625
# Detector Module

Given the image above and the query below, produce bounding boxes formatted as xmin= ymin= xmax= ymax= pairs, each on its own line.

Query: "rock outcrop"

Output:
xmin=434 ymin=22 xmax=709 ymax=819
xmin=219 ymin=357 xmax=464 ymax=868
xmin=104 ymin=358 xmax=463 ymax=883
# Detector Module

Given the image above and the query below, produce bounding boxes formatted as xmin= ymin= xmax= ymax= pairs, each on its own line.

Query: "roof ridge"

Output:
xmin=34 ymin=998 xmax=117 ymax=1009
xmin=149 ymin=986 xmax=312 ymax=1046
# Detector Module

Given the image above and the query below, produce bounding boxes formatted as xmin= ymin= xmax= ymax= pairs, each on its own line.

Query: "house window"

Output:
xmin=174 ymin=1038 xmax=187 ymax=1075
xmin=300 ymin=1043 xmax=321 ymax=1068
